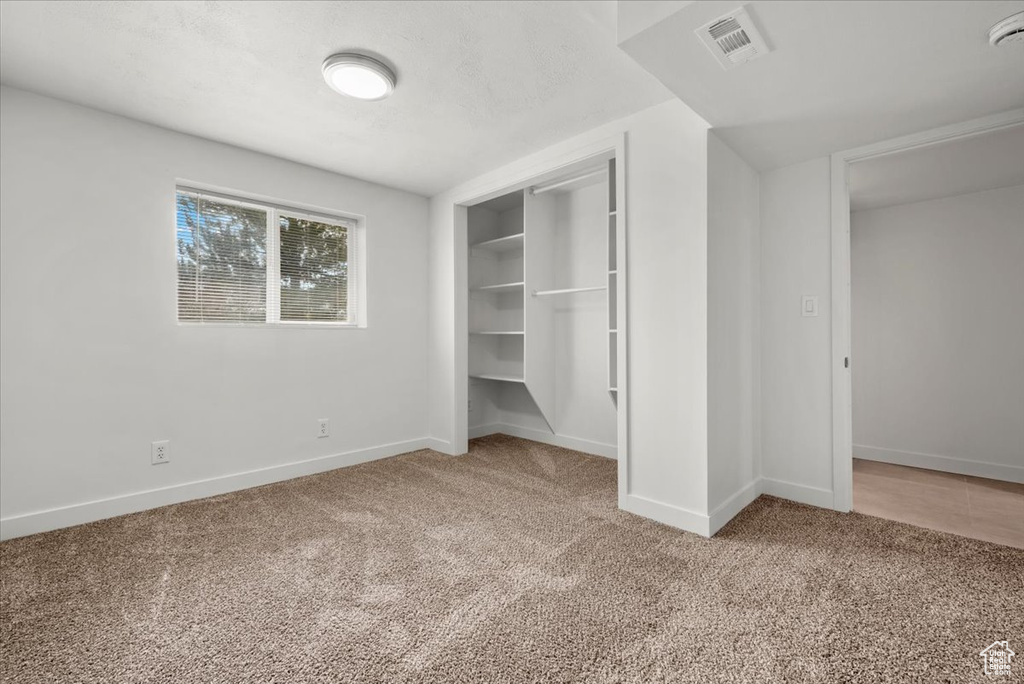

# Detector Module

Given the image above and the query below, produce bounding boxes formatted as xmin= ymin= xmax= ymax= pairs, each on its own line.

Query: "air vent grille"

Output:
xmin=696 ymin=6 xmax=770 ymax=70
xmin=716 ymin=28 xmax=752 ymax=55
xmin=708 ymin=18 xmax=741 ymax=40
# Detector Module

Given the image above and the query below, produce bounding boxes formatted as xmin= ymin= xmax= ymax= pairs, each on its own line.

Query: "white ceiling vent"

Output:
xmin=696 ymin=6 xmax=770 ymax=70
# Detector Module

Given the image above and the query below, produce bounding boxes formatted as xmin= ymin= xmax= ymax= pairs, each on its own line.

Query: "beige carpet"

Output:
xmin=1 ymin=435 xmax=1022 ymax=683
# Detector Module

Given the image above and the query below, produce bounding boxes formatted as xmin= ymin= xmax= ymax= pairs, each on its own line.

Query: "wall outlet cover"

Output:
xmin=151 ymin=440 xmax=170 ymax=465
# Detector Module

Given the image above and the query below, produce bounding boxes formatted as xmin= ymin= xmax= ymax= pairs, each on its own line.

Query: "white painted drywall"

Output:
xmin=429 ymin=98 xmax=712 ymax=528
xmin=0 ymin=2 xmax=671 ymax=196
xmin=706 ymin=132 xmax=760 ymax=517
xmin=616 ymin=0 xmax=693 ymax=44
xmin=759 ymin=157 xmax=835 ymax=503
xmin=849 ymin=124 xmax=1024 ymax=211
xmin=617 ymin=1 xmax=1024 ymax=174
xmin=851 ymin=185 xmax=1024 ymax=481
xmin=0 ymin=87 xmax=430 ymax=533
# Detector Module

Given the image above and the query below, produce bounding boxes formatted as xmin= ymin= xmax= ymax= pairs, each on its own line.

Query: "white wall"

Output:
xmin=758 ymin=157 xmax=836 ymax=507
xmin=851 ymin=185 xmax=1024 ymax=482
xmin=706 ymin=132 xmax=760 ymax=525
xmin=429 ymin=99 xmax=713 ymax=532
xmin=612 ymin=102 xmax=710 ymax=523
xmin=0 ymin=87 xmax=431 ymax=538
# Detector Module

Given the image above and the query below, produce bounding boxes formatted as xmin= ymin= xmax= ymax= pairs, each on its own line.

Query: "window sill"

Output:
xmin=177 ymin=321 xmax=365 ymax=329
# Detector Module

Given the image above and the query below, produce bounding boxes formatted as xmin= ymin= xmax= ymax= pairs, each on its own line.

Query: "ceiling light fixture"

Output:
xmin=322 ymin=53 xmax=396 ymax=101
xmin=989 ymin=11 xmax=1024 ymax=46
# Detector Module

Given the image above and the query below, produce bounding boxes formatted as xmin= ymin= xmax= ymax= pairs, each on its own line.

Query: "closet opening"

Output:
xmin=459 ymin=146 xmax=625 ymax=465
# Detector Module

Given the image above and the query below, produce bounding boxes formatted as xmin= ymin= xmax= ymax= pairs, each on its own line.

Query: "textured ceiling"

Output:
xmin=850 ymin=124 xmax=1024 ymax=212
xmin=0 ymin=1 xmax=671 ymax=196
xmin=620 ymin=0 xmax=1024 ymax=171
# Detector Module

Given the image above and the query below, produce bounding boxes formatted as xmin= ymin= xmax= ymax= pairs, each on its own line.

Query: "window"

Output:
xmin=175 ymin=188 xmax=359 ymax=325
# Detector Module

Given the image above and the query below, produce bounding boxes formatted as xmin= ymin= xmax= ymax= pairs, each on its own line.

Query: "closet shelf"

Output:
xmin=473 ymin=281 xmax=525 ymax=294
xmin=470 ymin=233 xmax=524 ymax=253
xmin=532 ymin=285 xmax=607 ymax=297
xmin=470 ymin=374 xmax=525 ymax=384
xmin=469 ymin=331 xmax=524 ymax=335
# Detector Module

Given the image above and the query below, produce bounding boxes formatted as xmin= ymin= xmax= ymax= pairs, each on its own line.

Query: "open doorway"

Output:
xmin=837 ymin=121 xmax=1024 ymax=547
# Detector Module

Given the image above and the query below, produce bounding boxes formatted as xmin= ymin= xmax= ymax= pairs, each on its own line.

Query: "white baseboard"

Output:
xmin=0 ymin=438 xmax=433 ymax=541
xmin=760 ymin=477 xmax=834 ymax=509
xmin=854 ymin=444 xmax=1024 ymax=484
xmin=468 ymin=423 xmax=503 ymax=439
xmin=624 ymin=476 xmax=834 ymax=539
xmin=1 ymin=432 xmax=849 ymax=543
xmin=468 ymin=423 xmax=616 ymax=459
xmin=622 ymin=493 xmax=711 ymax=537
xmin=708 ymin=480 xmax=760 ymax=536
xmin=425 ymin=438 xmax=462 ymax=456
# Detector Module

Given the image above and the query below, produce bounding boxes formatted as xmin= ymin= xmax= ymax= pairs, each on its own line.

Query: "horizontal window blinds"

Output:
xmin=279 ymin=214 xmax=353 ymax=323
xmin=176 ymin=191 xmax=268 ymax=323
xmin=176 ymin=188 xmax=357 ymax=325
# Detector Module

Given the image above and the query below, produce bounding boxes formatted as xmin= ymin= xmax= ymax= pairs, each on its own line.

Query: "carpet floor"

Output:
xmin=1 ymin=434 xmax=1022 ymax=683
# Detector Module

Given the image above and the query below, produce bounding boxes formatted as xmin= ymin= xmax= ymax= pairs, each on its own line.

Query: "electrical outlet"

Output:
xmin=151 ymin=440 xmax=170 ymax=465
xmin=318 ymin=419 xmax=329 ymax=439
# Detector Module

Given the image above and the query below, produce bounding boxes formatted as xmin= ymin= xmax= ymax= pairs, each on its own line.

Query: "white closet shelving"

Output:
xmin=532 ymin=285 xmax=607 ymax=297
xmin=468 ymin=192 xmax=527 ymax=386
xmin=466 ymin=153 xmax=623 ymax=454
xmin=471 ymin=233 xmax=524 ymax=253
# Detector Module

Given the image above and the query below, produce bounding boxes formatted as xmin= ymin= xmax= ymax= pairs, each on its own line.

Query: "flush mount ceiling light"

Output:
xmin=989 ymin=11 xmax=1024 ymax=46
xmin=322 ymin=53 xmax=396 ymax=101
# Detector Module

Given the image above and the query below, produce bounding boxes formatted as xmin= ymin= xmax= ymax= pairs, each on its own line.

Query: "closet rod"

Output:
xmin=530 ymin=168 xmax=607 ymax=195
xmin=532 ymin=285 xmax=607 ymax=297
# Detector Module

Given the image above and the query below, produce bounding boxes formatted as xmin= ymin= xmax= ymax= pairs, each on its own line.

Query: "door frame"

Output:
xmin=830 ymin=109 xmax=1024 ymax=512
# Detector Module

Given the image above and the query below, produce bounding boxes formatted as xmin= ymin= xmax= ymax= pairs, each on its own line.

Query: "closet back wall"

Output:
xmin=0 ymin=87 xmax=430 ymax=537
xmin=551 ymin=181 xmax=616 ymax=447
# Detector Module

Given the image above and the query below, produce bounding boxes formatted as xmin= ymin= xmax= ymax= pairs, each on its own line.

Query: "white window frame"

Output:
xmin=175 ymin=183 xmax=366 ymax=329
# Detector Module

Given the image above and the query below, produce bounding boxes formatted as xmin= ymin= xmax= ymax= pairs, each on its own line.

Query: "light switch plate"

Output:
xmin=802 ymin=295 xmax=819 ymax=317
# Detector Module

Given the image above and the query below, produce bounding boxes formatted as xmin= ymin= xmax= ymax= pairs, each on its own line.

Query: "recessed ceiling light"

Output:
xmin=322 ymin=53 xmax=396 ymax=101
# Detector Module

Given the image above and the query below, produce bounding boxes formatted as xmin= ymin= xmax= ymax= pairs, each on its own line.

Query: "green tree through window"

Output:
xmin=175 ymin=189 xmax=355 ymax=324
xmin=279 ymin=215 xmax=348 ymax=322
xmin=176 ymin=192 xmax=267 ymax=322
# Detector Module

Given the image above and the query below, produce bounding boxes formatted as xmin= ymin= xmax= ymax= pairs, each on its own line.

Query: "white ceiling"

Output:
xmin=0 ymin=1 xmax=671 ymax=196
xmin=619 ymin=0 xmax=1024 ymax=171
xmin=849 ymin=124 xmax=1024 ymax=211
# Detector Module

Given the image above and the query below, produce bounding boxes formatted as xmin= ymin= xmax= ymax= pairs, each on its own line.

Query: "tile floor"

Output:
xmin=853 ymin=458 xmax=1024 ymax=548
